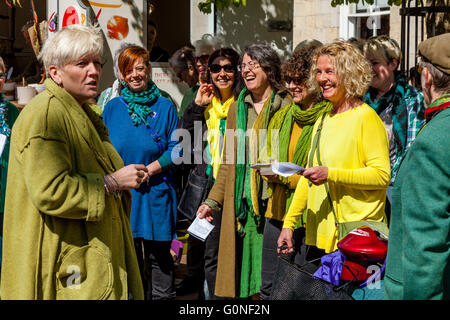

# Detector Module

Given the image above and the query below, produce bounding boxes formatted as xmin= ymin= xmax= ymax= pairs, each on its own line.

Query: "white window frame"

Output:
xmin=339 ymin=3 xmax=390 ymax=40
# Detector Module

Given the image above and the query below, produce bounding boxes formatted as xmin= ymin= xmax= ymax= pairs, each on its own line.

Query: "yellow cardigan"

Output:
xmin=283 ymin=103 xmax=390 ymax=253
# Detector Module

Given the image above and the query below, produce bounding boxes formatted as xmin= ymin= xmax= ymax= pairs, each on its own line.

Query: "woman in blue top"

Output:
xmin=103 ymin=45 xmax=180 ymax=300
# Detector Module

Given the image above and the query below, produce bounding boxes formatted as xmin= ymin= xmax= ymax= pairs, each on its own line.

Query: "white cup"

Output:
xmin=16 ymin=86 xmax=37 ymax=106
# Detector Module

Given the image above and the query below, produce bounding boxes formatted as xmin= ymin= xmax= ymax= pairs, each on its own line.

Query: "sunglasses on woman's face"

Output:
xmin=209 ymin=64 xmax=235 ymax=74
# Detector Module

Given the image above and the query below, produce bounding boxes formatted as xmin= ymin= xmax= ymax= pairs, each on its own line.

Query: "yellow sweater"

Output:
xmin=283 ymin=103 xmax=390 ymax=253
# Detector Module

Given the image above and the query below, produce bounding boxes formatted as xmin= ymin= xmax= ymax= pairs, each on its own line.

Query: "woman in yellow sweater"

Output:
xmin=277 ymin=41 xmax=391 ymax=255
xmin=259 ymin=44 xmax=331 ymax=299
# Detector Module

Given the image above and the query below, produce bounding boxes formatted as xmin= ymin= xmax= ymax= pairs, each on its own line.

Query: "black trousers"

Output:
xmin=203 ymin=208 xmax=224 ymax=300
xmin=260 ymin=219 xmax=325 ymax=300
xmin=135 ymin=239 xmax=175 ymax=300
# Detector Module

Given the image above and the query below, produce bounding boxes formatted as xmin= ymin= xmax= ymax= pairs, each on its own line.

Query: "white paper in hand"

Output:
xmin=272 ymin=162 xmax=305 ymax=177
xmin=250 ymin=163 xmax=275 ymax=175
xmin=0 ymin=134 xmax=7 ymax=158
xmin=187 ymin=215 xmax=215 ymax=241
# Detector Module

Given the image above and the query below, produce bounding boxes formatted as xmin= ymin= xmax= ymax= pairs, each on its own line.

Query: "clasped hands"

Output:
xmin=107 ymin=161 xmax=162 ymax=192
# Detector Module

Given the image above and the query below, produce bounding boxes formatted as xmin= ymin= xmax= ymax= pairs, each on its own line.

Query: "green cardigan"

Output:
xmin=384 ymin=107 xmax=450 ymax=300
xmin=0 ymin=100 xmax=20 ymax=213
xmin=0 ymin=79 xmax=144 ymax=300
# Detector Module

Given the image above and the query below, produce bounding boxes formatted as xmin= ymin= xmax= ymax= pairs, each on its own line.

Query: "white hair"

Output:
xmin=194 ymin=34 xmax=223 ymax=57
xmin=39 ymin=24 xmax=104 ymax=73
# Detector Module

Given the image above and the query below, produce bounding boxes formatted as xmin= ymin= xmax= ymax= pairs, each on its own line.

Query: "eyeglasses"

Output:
xmin=209 ymin=64 xmax=235 ymax=74
xmin=238 ymin=61 xmax=260 ymax=72
xmin=0 ymin=73 xmax=6 ymax=79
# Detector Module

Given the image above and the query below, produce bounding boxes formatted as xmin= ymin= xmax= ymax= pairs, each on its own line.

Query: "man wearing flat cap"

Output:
xmin=385 ymin=32 xmax=450 ymax=300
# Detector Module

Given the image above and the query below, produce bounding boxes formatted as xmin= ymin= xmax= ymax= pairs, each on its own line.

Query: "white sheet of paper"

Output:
xmin=187 ymin=215 xmax=215 ymax=242
xmin=271 ymin=162 xmax=305 ymax=177
xmin=0 ymin=134 xmax=6 ymax=158
xmin=250 ymin=163 xmax=275 ymax=176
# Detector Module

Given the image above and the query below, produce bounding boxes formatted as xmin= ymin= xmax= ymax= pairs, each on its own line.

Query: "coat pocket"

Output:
xmin=55 ymin=245 xmax=113 ymax=300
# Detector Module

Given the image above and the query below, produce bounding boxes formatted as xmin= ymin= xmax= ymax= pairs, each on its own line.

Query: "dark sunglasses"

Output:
xmin=284 ymin=76 xmax=305 ymax=85
xmin=0 ymin=73 xmax=6 ymax=79
xmin=209 ymin=64 xmax=235 ymax=74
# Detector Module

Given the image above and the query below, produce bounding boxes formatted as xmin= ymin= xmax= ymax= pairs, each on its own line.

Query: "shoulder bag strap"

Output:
xmin=308 ymin=113 xmax=340 ymax=228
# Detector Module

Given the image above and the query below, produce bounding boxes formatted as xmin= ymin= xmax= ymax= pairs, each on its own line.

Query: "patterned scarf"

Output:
xmin=0 ymin=93 xmax=11 ymax=138
xmin=120 ymin=79 xmax=160 ymax=126
xmin=363 ymin=71 xmax=409 ymax=155
xmin=424 ymin=93 xmax=450 ymax=123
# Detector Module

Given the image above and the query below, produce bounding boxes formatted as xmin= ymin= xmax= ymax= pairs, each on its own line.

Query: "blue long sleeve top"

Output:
xmin=103 ymin=95 xmax=179 ymax=241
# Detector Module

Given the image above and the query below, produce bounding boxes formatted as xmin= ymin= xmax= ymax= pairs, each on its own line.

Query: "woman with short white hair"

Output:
xmin=0 ymin=25 xmax=147 ymax=300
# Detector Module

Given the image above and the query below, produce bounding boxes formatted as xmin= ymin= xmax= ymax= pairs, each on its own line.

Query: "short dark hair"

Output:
xmin=243 ymin=43 xmax=283 ymax=91
xmin=207 ymin=47 xmax=244 ymax=100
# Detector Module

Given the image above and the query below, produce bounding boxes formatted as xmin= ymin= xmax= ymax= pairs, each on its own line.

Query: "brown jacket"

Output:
xmin=207 ymin=89 xmax=292 ymax=298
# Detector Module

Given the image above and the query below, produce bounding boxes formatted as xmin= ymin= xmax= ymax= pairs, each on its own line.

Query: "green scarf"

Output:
xmin=267 ymin=100 xmax=332 ymax=172
xmin=235 ymin=87 xmax=275 ymax=235
xmin=266 ymin=100 xmax=332 ymax=215
xmin=121 ymin=79 xmax=160 ymax=126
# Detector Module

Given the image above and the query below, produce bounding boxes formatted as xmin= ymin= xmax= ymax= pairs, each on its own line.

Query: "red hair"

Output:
xmin=118 ymin=45 xmax=150 ymax=76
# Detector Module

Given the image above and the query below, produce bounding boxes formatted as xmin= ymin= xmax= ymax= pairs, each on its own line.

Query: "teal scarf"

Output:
xmin=363 ymin=71 xmax=409 ymax=155
xmin=121 ymin=80 xmax=160 ymax=126
xmin=0 ymin=93 xmax=11 ymax=138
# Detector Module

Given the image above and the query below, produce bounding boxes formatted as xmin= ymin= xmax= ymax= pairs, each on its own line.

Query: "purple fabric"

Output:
xmin=171 ymin=240 xmax=183 ymax=263
xmin=313 ymin=251 xmax=346 ymax=286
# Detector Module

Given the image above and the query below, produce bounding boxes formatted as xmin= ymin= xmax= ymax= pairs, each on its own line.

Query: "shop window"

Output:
xmin=340 ymin=1 xmax=390 ymax=40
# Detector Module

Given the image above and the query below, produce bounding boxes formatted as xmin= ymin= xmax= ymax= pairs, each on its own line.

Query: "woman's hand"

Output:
xmin=277 ymin=228 xmax=294 ymax=254
xmin=110 ymin=164 xmax=148 ymax=190
xmin=194 ymin=83 xmax=214 ymax=106
xmin=302 ymin=166 xmax=328 ymax=185
xmin=196 ymin=203 xmax=214 ymax=223
xmin=145 ymin=161 xmax=162 ymax=181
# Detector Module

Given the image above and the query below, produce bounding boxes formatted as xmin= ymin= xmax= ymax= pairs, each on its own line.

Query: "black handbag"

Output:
xmin=177 ymin=168 xmax=214 ymax=221
xmin=270 ymin=255 xmax=355 ymax=300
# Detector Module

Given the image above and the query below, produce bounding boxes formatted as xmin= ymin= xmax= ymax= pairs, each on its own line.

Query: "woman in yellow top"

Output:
xmin=259 ymin=43 xmax=332 ymax=299
xmin=277 ymin=41 xmax=391 ymax=255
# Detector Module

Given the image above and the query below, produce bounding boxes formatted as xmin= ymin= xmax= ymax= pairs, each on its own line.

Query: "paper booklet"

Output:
xmin=251 ymin=162 xmax=305 ymax=177
xmin=187 ymin=215 xmax=215 ymax=242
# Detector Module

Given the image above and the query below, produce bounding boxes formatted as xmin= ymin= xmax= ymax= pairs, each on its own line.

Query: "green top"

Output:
xmin=178 ymin=84 xmax=200 ymax=118
xmin=0 ymin=100 xmax=20 ymax=213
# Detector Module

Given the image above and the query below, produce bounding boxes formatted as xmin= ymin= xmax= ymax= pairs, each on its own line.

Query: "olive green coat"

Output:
xmin=0 ymin=79 xmax=144 ymax=300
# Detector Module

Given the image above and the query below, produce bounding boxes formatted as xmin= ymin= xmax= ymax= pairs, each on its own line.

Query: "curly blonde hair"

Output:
xmin=308 ymin=41 xmax=372 ymax=99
